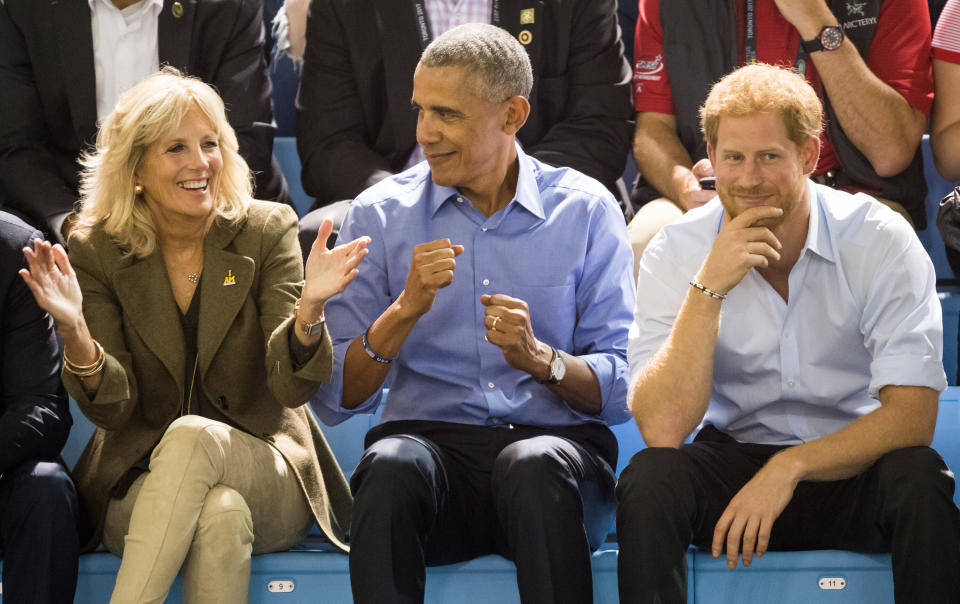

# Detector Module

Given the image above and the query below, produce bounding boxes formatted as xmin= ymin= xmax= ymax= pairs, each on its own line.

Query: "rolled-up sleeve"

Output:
xmin=310 ymin=201 xmax=391 ymax=425
xmin=861 ymin=220 xmax=947 ymax=396
xmin=574 ymin=198 xmax=636 ymax=425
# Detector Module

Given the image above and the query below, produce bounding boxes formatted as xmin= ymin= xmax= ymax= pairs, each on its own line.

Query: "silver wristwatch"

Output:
xmin=294 ymin=298 xmax=326 ymax=337
xmin=539 ymin=347 xmax=566 ymax=384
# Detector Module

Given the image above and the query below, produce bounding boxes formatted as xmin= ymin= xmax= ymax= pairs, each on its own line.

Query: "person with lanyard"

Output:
xmin=617 ymin=63 xmax=959 ymax=604
xmin=293 ymin=0 xmax=633 ymax=259
xmin=19 ymin=68 xmax=369 ymax=603
xmin=0 ymin=0 xmax=292 ymax=246
xmin=310 ymin=23 xmax=636 ymax=604
xmin=624 ymin=0 xmax=933 ymax=280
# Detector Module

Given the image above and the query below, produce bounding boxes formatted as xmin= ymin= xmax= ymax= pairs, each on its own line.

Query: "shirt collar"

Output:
xmin=802 ymin=180 xmax=836 ymax=263
xmin=88 ymin=0 xmax=163 ymax=16
xmin=427 ymin=142 xmax=545 ymax=220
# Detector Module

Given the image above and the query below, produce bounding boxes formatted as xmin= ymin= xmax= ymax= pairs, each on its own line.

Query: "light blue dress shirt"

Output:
xmin=311 ymin=145 xmax=635 ymax=428
xmin=629 ymin=182 xmax=947 ymax=445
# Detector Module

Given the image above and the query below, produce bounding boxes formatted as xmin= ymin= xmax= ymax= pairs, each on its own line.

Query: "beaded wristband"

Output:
xmin=689 ymin=279 xmax=727 ymax=300
xmin=362 ymin=328 xmax=396 ymax=364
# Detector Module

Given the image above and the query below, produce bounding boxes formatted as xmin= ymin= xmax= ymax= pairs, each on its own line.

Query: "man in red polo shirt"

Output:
xmin=627 ymin=0 xmax=932 ymax=274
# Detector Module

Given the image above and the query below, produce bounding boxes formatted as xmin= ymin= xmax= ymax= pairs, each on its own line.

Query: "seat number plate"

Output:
xmin=267 ymin=580 xmax=296 ymax=593
xmin=818 ymin=577 xmax=847 ymax=590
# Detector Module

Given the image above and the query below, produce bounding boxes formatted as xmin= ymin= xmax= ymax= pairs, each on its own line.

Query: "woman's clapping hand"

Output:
xmin=19 ymin=238 xmax=85 ymax=332
xmin=302 ymin=218 xmax=370 ymax=306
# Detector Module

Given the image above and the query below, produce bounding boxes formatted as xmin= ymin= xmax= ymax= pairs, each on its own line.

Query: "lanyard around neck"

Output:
xmin=744 ymin=0 xmax=809 ymax=75
xmin=412 ymin=0 xmax=502 ymax=51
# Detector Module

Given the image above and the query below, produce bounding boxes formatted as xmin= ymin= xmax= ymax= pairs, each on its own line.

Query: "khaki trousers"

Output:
xmin=102 ymin=416 xmax=314 ymax=604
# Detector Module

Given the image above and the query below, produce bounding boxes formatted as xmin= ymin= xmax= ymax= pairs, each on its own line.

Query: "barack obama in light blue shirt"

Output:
xmin=311 ymin=22 xmax=635 ymax=604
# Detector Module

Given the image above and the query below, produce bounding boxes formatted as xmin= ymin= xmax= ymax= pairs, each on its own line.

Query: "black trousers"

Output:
xmin=349 ymin=420 xmax=618 ymax=604
xmin=0 ymin=459 xmax=79 ymax=604
xmin=616 ymin=425 xmax=960 ymax=604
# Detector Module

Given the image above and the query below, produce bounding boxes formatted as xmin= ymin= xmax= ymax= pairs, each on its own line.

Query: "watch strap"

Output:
xmin=294 ymin=298 xmax=326 ymax=337
xmin=802 ymin=25 xmax=844 ymax=53
xmin=537 ymin=347 xmax=564 ymax=384
xmin=801 ymin=37 xmax=822 ymax=53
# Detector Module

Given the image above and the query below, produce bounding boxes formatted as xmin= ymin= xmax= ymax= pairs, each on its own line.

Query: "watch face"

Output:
xmin=551 ymin=354 xmax=566 ymax=382
xmin=304 ymin=319 xmax=325 ymax=336
xmin=821 ymin=26 xmax=844 ymax=51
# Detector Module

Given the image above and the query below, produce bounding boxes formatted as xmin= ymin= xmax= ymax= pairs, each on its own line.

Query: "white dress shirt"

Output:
xmin=629 ymin=182 xmax=947 ymax=445
xmin=89 ymin=0 xmax=163 ymax=121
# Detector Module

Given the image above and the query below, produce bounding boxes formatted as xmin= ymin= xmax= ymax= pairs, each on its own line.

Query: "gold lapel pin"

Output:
xmin=520 ymin=8 xmax=535 ymax=25
xmin=172 ymin=1 xmax=184 ymax=18
xmin=518 ymin=30 xmax=533 ymax=45
xmin=223 ymin=269 xmax=236 ymax=286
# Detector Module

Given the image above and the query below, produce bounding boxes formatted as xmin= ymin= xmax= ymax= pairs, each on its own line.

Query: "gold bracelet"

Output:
xmin=66 ymin=353 xmax=105 ymax=378
xmin=64 ymin=340 xmax=105 ymax=377
xmin=63 ymin=339 xmax=103 ymax=370
xmin=689 ymin=279 xmax=727 ymax=300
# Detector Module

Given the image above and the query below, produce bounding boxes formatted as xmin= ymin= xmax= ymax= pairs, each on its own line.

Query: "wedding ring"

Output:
xmin=491 ymin=315 xmax=500 ymax=331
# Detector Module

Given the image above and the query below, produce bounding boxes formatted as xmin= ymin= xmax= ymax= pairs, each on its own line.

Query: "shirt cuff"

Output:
xmin=868 ymin=354 xmax=948 ymax=398
xmin=49 ymin=211 xmax=73 ymax=246
xmin=288 ymin=322 xmax=322 ymax=371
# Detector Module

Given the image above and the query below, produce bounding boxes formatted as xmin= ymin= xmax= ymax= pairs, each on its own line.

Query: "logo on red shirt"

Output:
xmin=634 ymin=54 xmax=664 ymax=81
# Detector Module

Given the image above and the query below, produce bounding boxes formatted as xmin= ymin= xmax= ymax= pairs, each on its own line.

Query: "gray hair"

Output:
xmin=420 ymin=23 xmax=533 ymax=102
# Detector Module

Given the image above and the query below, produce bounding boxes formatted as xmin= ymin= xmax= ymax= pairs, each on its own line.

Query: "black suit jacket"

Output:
xmin=296 ymin=0 xmax=634 ymax=207
xmin=0 ymin=0 xmax=289 ymax=237
xmin=0 ymin=212 xmax=70 ymax=476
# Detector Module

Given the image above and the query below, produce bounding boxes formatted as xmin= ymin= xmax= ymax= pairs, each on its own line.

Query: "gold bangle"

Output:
xmin=63 ymin=339 xmax=102 ymax=370
xmin=689 ymin=279 xmax=727 ymax=300
xmin=64 ymin=340 xmax=105 ymax=377
xmin=66 ymin=353 xmax=105 ymax=377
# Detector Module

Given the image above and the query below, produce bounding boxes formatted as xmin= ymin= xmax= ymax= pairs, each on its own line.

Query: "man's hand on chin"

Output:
xmin=711 ymin=452 xmax=801 ymax=569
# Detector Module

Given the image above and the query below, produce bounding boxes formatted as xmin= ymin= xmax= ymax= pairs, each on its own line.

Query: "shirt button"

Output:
xmin=457 ymin=197 xmax=463 ymax=203
xmin=481 ymin=227 xmax=488 ymax=232
xmin=488 ymin=382 xmax=495 ymax=389
xmin=482 ymin=278 xmax=490 ymax=286
xmin=787 ymin=380 xmax=796 ymax=388
xmin=784 ymin=330 xmax=791 ymax=338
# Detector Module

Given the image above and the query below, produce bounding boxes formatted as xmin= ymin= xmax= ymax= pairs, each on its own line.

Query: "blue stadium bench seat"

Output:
xmin=692 ymin=550 xmax=895 ymax=604
xmin=272 ymin=137 xmax=313 ymax=218
xmin=27 ymin=540 xmax=648 ymax=604
xmin=11 ymin=390 xmax=959 ymax=603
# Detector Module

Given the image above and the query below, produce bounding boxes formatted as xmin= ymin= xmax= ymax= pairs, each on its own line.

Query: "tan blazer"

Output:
xmin=64 ymin=201 xmax=351 ymax=551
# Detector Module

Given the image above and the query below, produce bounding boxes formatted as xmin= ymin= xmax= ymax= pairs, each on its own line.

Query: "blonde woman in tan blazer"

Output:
xmin=19 ymin=67 xmax=368 ymax=604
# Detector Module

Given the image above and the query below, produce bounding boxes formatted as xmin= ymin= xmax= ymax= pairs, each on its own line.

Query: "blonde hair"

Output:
xmin=74 ymin=66 xmax=251 ymax=258
xmin=700 ymin=63 xmax=823 ymax=150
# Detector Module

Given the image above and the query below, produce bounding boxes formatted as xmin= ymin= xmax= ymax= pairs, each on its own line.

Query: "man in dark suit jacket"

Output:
xmin=0 ymin=211 xmax=79 ymax=604
xmin=296 ymin=0 xmax=634 ymax=213
xmin=0 ymin=0 xmax=290 ymax=243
